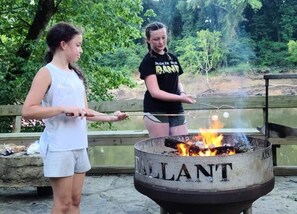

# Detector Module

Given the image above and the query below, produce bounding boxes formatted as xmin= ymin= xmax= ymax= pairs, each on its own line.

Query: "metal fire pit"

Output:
xmin=134 ymin=134 xmax=275 ymax=214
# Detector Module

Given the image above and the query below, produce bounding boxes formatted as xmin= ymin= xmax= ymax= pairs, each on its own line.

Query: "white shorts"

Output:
xmin=43 ymin=148 xmax=91 ymax=177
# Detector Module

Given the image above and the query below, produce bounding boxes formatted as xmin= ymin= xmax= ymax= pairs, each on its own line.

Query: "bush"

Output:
xmin=287 ymin=40 xmax=297 ymax=64
xmin=255 ymin=40 xmax=289 ymax=66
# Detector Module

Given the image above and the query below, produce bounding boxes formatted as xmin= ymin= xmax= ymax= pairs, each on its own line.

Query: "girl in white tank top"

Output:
xmin=22 ymin=22 xmax=128 ymax=214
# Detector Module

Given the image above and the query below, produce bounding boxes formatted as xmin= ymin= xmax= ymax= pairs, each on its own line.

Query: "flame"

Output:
xmin=177 ymin=118 xmax=235 ymax=156
xmin=178 ymin=143 xmax=189 ymax=156
xmin=199 ymin=119 xmax=224 ymax=148
xmin=227 ymin=149 xmax=235 ymax=155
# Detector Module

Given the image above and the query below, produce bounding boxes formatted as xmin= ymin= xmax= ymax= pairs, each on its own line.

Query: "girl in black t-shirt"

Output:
xmin=139 ymin=21 xmax=195 ymax=138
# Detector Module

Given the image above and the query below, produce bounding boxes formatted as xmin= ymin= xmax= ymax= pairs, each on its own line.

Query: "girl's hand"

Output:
xmin=83 ymin=109 xmax=95 ymax=117
xmin=180 ymin=93 xmax=196 ymax=104
xmin=64 ymin=107 xmax=91 ymax=118
xmin=113 ymin=111 xmax=128 ymax=121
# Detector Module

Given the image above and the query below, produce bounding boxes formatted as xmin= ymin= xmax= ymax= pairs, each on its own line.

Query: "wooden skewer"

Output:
xmin=65 ymin=112 xmax=197 ymax=117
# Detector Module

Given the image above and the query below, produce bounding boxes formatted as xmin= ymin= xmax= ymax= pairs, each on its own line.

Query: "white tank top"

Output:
xmin=39 ymin=63 xmax=88 ymax=157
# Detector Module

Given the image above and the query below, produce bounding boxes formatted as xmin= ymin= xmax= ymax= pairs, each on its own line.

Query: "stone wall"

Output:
xmin=0 ymin=152 xmax=50 ymax=188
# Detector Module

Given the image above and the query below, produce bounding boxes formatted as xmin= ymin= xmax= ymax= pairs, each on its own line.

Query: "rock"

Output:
xmin=0 ymin=152 xmax=49 ymax=188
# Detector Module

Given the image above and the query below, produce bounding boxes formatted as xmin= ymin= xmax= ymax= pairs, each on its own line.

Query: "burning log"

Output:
xmin=164 ymin=137 xmax=253 ymax=156
xmin=164 ymin=138 xmax=185 ymax=149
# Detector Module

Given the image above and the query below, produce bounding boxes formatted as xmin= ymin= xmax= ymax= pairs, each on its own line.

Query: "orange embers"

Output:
xmin=177 ymin=119 xmax=235 ymax=156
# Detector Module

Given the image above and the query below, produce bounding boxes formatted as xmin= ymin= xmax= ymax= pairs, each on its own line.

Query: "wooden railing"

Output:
xmin=1 ymin=95 xmax=297 ymax=175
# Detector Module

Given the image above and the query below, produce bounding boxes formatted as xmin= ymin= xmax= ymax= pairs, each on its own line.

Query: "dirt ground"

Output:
xmin=112 ymin=72 xmax=297 ymax=100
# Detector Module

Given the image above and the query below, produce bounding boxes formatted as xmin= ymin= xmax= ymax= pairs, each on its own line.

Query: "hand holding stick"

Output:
xmin=65 ymin=112 xmax=95 ymax=117
xmin=65 ymin=111 xmax=128 ymax=121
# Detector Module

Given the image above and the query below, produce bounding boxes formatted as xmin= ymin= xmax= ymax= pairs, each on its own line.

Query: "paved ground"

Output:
xmin=0 ymin=175 xmax=297 ymax=214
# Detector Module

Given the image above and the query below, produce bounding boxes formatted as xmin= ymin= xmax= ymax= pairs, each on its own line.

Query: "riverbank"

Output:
xmin=112 ymin=72 xmax=297 ymax=100
xmin=0 ymin=175 xmax=296 ymax=214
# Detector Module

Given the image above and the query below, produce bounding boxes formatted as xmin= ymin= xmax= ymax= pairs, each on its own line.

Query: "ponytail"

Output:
xmin=44 ymin=49 xmax=54 ymax=63
xmin=69 ymin=63 xmax=87 ymax=88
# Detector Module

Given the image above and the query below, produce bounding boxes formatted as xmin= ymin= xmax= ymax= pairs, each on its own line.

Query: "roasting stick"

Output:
xmin=65 ymin=112 xmax=196 ymax=117
xmin=65 ymin=100 xmax=236 ymax=118
xmin=65 ymin=109 xmax=230 ymax=118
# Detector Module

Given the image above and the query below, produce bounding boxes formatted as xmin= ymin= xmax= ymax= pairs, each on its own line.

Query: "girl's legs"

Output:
xmin=45 ymin=149 xmax=90 ymax=214
xmin=50 ymin=176 xmax=73 ymax=214
xmin=50 ymin=173 xmax=85 ymax=214
xmin=69 ymin=173 xmax=86 ymax=213
xmin=144 ymin=116 xmax=169 ymax=138
xmin=143 ymin=113 xmax=188 ymax=138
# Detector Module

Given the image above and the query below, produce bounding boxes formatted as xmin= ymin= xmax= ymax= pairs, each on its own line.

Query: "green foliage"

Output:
xmin=255 ymin=40 xmax=289 ymax=66
xmin=86 ymin=65 xmax=135 ymax=102
xmin=63 ymin=0 xmax=143 ymax=54
xmin=225 ymin=37 xmax=256 ymax=66
xmin=0 ymin=55 xmax=40 ymax=105
xmin=172 ymin=0 xmax=264 ymax=71
xmin=0 ymin=1 xmax=38 ymax=49
xmin=195 ymin=30 xmax=224 ymax=73
xmin=0 ymin=0 xmax=144 ymax=103
xmin=287 ymin=40 xmax=297 ymax=64
xmin=85 ymin=43 xmax=147 ymax=110
xmin=186 ymin=0 xmax=262 ymax=42
xmin=0 ymin=117 xmax=13 ymax=133
xmin=278 ymin=0 xmax=297 ymax=42
xmin=243 ymin=0 xmax=297 ymax=66
xmin=173 ymin=37 xmax=201 ymax=73
xmin=97 ymin=44 xmax=147 ymax=74
xmin=246 ymin=0 xmax=297 ymax=43
xmin=175 ymin=30 xmax=225 ymax=74
xmin=246 ymin=0 xmax=262 ymax=10
xmin=2 ymin=0 xmax=297 ymax=132
xmin=176 ymin=0 xmax=205 ymax=37
xmin=0 ymin=0 xmax=145 ymax=132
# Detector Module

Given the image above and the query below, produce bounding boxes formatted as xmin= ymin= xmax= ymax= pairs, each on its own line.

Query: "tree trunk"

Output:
xmin=16 ymin=0 xmax=56 ymax=60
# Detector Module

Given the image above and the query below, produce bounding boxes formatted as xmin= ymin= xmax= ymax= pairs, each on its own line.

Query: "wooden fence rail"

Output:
xmin=1 ymin=95 xmax=297 ymax=176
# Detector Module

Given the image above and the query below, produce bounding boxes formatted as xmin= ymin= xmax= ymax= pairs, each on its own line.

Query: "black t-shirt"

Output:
xmin=139 ymin=51 xmax=184 ymax=113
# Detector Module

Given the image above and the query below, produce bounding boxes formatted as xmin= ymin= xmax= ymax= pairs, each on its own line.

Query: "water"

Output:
xmin=89 ymin=108 xmax=297 ymax=166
